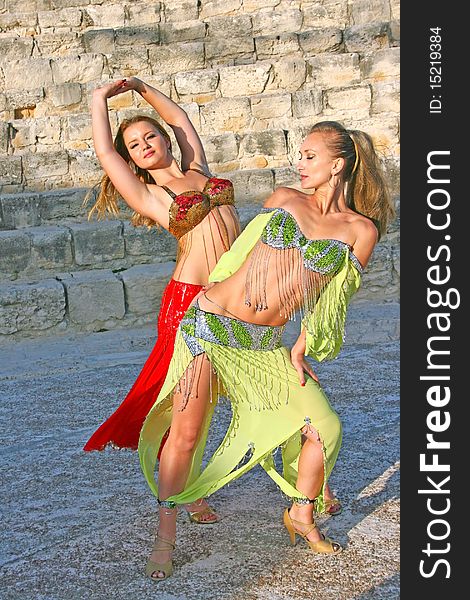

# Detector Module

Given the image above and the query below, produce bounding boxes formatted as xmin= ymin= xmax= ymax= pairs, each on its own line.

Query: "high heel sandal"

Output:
xmin=283 ymin=508 xmax=342 ymax=554
xmin=185 ymin=500 xmax=220 ymax=524
xmin=324 ymin=497 xmax=342 ymax=516
xmin=145 ymin=535 xmax=175 ymax=581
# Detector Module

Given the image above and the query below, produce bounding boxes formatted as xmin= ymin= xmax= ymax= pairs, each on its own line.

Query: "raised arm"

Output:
xmin=119 ymin=77 xmax=209 ymax=174
xmin=91 ymin=81 xmax=168 ymax=226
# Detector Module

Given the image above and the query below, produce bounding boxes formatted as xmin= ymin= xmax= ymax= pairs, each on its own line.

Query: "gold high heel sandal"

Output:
xmin=145 ymin=535 xmax=175 ymax=581
xmin=283 ymin=509 xmax=342 ymax=554
xmin=185 ymin=500 xmax=220 ymax=524
xmin=324 ymin=497 xmax=342 ymax=516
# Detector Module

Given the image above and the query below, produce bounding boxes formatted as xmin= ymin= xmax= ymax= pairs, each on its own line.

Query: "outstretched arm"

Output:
xmin=119 ymin=77 xmax=209 ymax=173
xmin=91 ymin=81 xmax=167 ymax=225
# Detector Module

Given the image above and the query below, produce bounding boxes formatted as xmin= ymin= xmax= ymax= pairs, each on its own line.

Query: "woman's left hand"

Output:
xmin=290 ymin=349 xmax=319 ymax=386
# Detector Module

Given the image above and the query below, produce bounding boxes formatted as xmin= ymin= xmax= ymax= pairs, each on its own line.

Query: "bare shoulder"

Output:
xmin=263 ymin=186 xmax=303 ymax=208
xmin=350 ymin=214 xmax=379 ymax=268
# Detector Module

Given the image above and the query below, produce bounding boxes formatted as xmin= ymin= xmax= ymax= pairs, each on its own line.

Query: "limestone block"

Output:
xmin=34 ymin=116 xmax=62 ymax=146
xmin=0 ymin=12 xmax=39 ymax=33
xmin=22 ymin=152 xmax=69 ymax=181
xmin=239 ymin=130 xmax=287 ymax=157
xmin=0 ymin=230 xmax=31 ymax=274
xmin=307 ymin=54 xmax=361 ymax=88
xmin=178 ymin=102 xmax=201 ymax=133
xmin=126 ymin=1 xmax=161 ymax=26
xmin=242 ymin=0 xmax=279 ymax=10
xmin=200 ymin=133 xmax=239 ymax=164
xmin=34 ymin=32 xmax=84 ymax=57
xmin=251 ymin=93 xmax=292 ymax=119
xmin=351 ymin=0 xmax=390 ymax=25
xmin=68 ymin=150 xmax=102 ymax=185
xmin=174 ymin=69 xmax=219 ymax=97
xmin=49 ymin=83 xmax=82 ymax=108
xmin=51 ymin=54 xmax=104 ymax=85
xmin=0 ymin=156 xmax=23 ymax=187
xmin=0 ymin=279 xmax=65 ymax=335
xmin=301 ymin=0 xmax=349 ymax=28
xmin=286 ymin=126 xmax=310 ymax=160
xmin=0 ymin=193 xmax=41 ymax=228
xmin=228 ymin=168 xmax=274 ymax=205
xmin=9 ymin=120 xmax=36 ymax=150
xmin=159 ymin=20 xmax=206 ymax=43
xmin=123 ymin=222 xmax=176 ymax=260
xmin=344 ymin=23 xmax=390 ymax=53
xmin=200 ymin=0 xmax=242 ymax=19
xmin=163 ymin=1 xmax=198 ymax=22
xmin=205 ymin=36 xmax=255 ymax=65
xmin=9 ymin=0 xmax=54 ymax=11
xmin=390 ymin=0 xmax=400 ymax=19
xmin=82 ymin=29 xmax=115 ymax=54
xmin=267 ymin=57 xmax=306 ymax=92
xmin=200 ymin=97 xmax=251 ymax=134
xmin=59 ymin=270 xmax=125 ymax=326
xmin=148 ymin=43 xmax=204 ymax=75
xmin=38 ymin=187 xmax=88 ymax=221
xmin=3 ymin=58 xmax=53 ymax=91
xmin=252 ymin=9 xmax=303 ymax=36
xmin=84 ymin=4 xmax=126 ymax=28
xmin=108 ymin=48 xmax=151 ymax=77
xmin=255 ymin=33 xmax=300 ymax=59
xmin=326 ymin=84 xmax=371 ymax=112
xmin=119 ymin=261 xmax=175 ymax=315
xmin=29 ymin=226 xmax=73 ymax=270
xmin=205 ymin=14 xmax=252 ymax=38
xmin=390 ymin=20 xmax=400 ymax=46
xmin=346 ymin=116 xmax=399 ymax=155
xmin=65 ymin=114 xmax=92 ymax=142
xmin=0 ymin=94 xmax=6 ymax=112
xmin=298 ymin=27 xmax=343 ymax=54
xmin=292 ymin=89 xmax=323 ymax=118
xmin=273 ymin=166 xmax=300 ymax=189
xmin=0 ymin=37 xmax=34 ymax=63
xmin=219 ymin=63 xmax=272 ymax=97
xmin=371 ymin=80 xmax=399 ymax=114
xmin=358 ymin=242 xmax=398 ymax=300
xmin=70 ymin=220 xmax=124 ymax=266
xmin=0 ymin=122 xmax=8 ymax=154
xmin=362 ymin=48 xmax=400 ymax=81
xmin=5 ymin=88 xmax=45 ymax=111
xmin=115 ymin=26 xmax=160 ymax=47
xmin=37 ymin=8 xmax=83 ymax=29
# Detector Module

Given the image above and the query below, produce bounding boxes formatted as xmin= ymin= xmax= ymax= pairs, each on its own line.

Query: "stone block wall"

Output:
xmin=0 ymin=0 xmax=400 ymax=194
xmin=0 ymin=0 xmax=400 ymax=340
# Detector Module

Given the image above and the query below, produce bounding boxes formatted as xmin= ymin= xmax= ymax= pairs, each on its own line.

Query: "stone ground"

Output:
xmin=0 ymin=301 xmax=399 ymax=600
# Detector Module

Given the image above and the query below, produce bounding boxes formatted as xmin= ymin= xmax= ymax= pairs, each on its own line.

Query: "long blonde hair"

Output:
xmin=86 ymin=115 xmax=172 ymax=228
xmin=310 ymin=121 xmax=395 ymax=239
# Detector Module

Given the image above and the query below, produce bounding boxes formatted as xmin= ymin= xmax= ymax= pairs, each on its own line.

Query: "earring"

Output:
xmin=328 ymin=173 xmax=339 ymax=189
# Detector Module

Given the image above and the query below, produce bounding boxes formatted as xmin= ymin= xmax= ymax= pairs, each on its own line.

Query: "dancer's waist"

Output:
xmin=179 ymin=301 xmax=285 ymax=352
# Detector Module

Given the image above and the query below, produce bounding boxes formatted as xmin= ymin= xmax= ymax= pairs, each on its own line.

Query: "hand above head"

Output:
xmin=92 ymin=79 xmax=129 ymax=100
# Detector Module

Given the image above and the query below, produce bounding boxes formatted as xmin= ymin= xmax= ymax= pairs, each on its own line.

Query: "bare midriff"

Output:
xmin=200 ymin=242 xmax=325 ymax=328
xmin=172 ymin=205 xmax=240 ymax=286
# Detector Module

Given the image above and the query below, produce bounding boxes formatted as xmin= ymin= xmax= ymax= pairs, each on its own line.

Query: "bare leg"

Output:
xmin=288 ymin=425 xmax=325 ymax=544
xmin=149 ymin=355 xmax=213 ymax=578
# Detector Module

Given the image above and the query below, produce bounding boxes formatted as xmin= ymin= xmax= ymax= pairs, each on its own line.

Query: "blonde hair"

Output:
xmin=86 ymin=115 xmax=172 ymax=228
xmin=309 ymin=121 xmax=396 ymax=239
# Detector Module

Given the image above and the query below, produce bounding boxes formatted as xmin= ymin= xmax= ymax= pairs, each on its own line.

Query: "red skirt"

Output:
xmin=83 ymin=278 xmax=203 ymax=451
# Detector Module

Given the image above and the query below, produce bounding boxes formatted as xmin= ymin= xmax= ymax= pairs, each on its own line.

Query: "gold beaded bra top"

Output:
xmin=161 ymin=168 xmax=235 ymax=240
xmin=161 ymin=168 xmax=240 ymax=282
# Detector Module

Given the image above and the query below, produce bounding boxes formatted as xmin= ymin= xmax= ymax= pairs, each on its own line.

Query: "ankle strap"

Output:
xmin=155 ymin=534 xmax=175 ymax=550
xmin=158 ymin=499 xmax=177 ymax=509
xmin=292 ymin=497 xmax=315 ymax=506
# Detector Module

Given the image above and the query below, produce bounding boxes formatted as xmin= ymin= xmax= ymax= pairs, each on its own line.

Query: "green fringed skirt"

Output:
xmin=138 ymin=302 xmax=342 ymax=512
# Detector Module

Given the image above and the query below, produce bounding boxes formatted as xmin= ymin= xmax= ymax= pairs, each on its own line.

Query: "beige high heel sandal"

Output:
xmin=185 ymin=499 xmax=220 ymax=524
xmin=283 ymin=509 xmax=342 ymax=554
xmin=145 ymin=534 xmax=175 ymax=581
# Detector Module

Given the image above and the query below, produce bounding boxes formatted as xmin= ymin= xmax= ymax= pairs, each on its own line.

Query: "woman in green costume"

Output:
xmin=138 ymin=121 xmax=395 ymax=580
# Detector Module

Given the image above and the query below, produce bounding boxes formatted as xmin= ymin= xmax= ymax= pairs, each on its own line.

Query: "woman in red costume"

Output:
xmin=83 ymin=77 xmax=240 ymax=524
